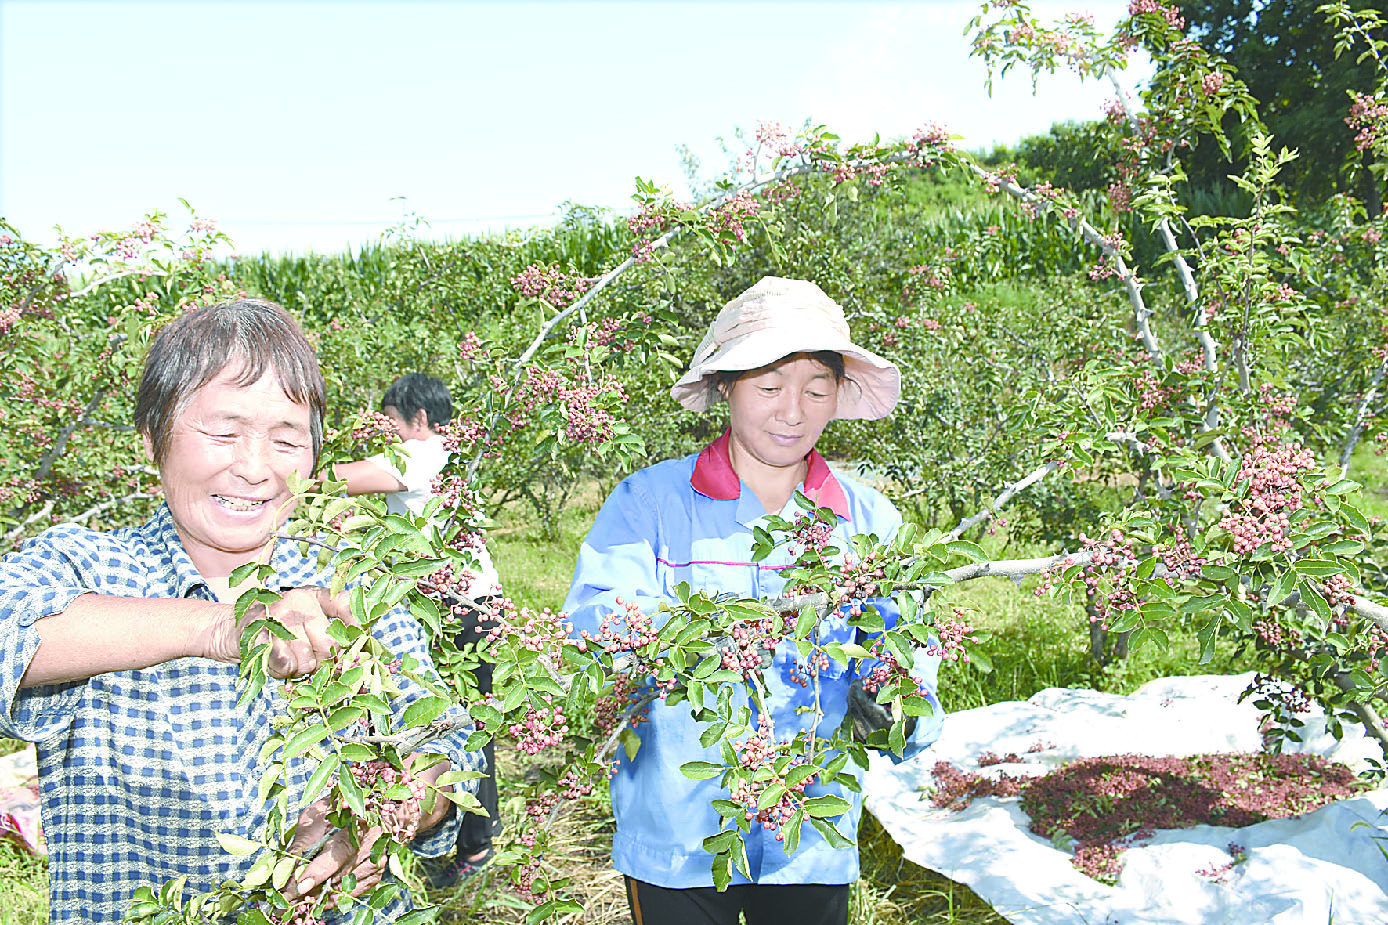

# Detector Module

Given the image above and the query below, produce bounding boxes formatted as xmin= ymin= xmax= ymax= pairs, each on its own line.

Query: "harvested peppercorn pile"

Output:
xmin=863 ymin=673 xmax=1388 ymax=925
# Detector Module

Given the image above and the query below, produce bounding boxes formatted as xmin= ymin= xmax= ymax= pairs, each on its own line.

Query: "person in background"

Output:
xmin=334 ymin=372 xmax=503 ymax=887
xmin=0 ymin=299 xmax=480 ymax=924
xmin=563 ymin=277 xmax=945 ymax=925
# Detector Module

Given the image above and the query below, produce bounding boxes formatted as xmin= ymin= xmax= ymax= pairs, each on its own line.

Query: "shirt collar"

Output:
xmin=141 ymin=502 xmax=316 ymax=597
xmin=691 ymin=429 xmax=851 ymax=520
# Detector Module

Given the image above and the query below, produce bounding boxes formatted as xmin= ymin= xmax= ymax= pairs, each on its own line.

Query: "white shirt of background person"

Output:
xmin=334 ymin=406 xmax=500 ymax=599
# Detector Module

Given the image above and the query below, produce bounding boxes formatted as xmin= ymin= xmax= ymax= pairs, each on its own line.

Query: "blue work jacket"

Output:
xmin=563 ymin=432 xmax=944 ymax=888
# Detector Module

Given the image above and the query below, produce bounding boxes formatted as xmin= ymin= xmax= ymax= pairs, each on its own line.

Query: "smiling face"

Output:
xmin=720 ymin=354 xmax=840 ymax=485
xmin=144 ymin=365 xmax=314 ymax=578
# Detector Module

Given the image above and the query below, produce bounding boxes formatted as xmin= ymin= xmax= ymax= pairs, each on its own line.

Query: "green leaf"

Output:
xmin=619 ymin=727 xmax=642 ymax=761
xmin=1268 ymin=569 xmax=1296 ymax=605
xmin=338 ymin=764 xmax=367 ymax=815
xmin=680 ymin=760 xmax=724 ymax=780
xmin=700 ymin=722 xmax=729 ymax=748
xmin=802 ymin=794 xmax=852 ymax=818
xmin=711 ymin=849 xmax=732 ymax=892
xmin=271 ymin=855 xmax=296 ymax=891
xmin=1299 ymin=580 xmax=1332 ymax=621
xmin=1200 ymin=564 xmax=1236 ymax=580
xmin=1126 ymin=626 xmax=1168 ymax=655
xmin=710 ymin=799 xmax=742 ymax=822
xmin=1107 ymin=609 xmax=1141 ymax=634
xmin=526 ymin=900 xmax=583 ymax=925
xmin=303 ymin=753 xmax=341 ymax=802
xmin=241 ymin=854 xmax=274 ymax=889
xmin=214 ymin=832 xmax=262 ymax=857
xmin=340 ymin=743 xmax=376 ymax=763
xmin=328 ymin=705 xmax=365 ymax=732
xmin=1293 ymin=559 xmax=1345 ymax=578
xmin=402 ymin=695 xmax=450 ymax=728
xmin=282 ymin=723 xmax=328 ymax=759
xmin=398 ymin=909 xmax=443 ymax=925
xmin=390 ymin=557 xmax=450 ymax=579
xmin=703 ymin=830 xmax=738 ymax=854
xmin=946 ymin=540 xmax=986 ymax=561
xmin=783 ymin=808 xmax=804 ymax=855
xmin=756 ymin=784 xmax=789 ymax=811
xmin=1343 ymin=503 xmax=1371 ymax=537
xmin=809 ymin=816 xmax=855 ymax=848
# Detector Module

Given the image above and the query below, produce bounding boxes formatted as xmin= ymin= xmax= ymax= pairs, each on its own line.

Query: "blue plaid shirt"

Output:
xmin=0 ymin=504 xmax=481 ymax=924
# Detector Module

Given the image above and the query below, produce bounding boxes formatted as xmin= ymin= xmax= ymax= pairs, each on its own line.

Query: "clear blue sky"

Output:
xmin=1 ymin=0 xmax=1151 ymax=257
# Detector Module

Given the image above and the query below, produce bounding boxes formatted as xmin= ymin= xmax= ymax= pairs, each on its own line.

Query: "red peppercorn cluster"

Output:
xmin=513 ymin=769 xmax=594 ymax=899
xmin=509 ymin=264 xmax=591 ymax=309
xmin=346 ymin=759 xmax=425 ymax=843
xmin=507 ymin=693 xmax=570 ymax=756
xmin=1037 ymin=530 xmax=1140 ymax=631
xmin=787 ymin=650 xmax=830 ymax=688
xmin=1217 ymin=443 xmax=1315 ymax=555
xmin=727 ymin=714 xmax=816 ymax=842
xmin=860 ymin=641 xmax=932 ymax=696
xmin=594 ymin=673 xmax=645 ymax=734
xmin=1252 ymin=616 xmax=1302 ymax=650
xmin=582 ymin=597 xmax=658 ymax=653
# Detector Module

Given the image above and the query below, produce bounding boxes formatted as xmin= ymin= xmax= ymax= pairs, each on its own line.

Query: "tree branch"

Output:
xmin=945 ymin=460 xmax=1061 ymax=542
xmin=31 ymin=386 xmax=110 ymax=484
xmin=1339 ymin=354 xmax=1388 ymax=466
xmin=2 ymin=501 xmax=54 ymax=553
xmin=67 ymin=492 xmax=157 ymax=527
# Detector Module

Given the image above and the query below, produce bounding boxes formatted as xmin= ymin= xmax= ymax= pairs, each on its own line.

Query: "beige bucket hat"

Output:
xmin=671 ymin=276 xmax=901 ymax=420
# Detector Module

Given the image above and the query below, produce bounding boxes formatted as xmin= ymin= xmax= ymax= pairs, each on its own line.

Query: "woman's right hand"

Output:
xmin=204 ymin=587 xmax=356 ymax=678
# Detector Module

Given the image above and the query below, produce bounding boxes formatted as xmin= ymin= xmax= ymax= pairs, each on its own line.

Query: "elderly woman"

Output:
xmin=0 ymin=299 xmax=480 ymax=923
xmin=563 ymin=277 xmax=945 ymax=925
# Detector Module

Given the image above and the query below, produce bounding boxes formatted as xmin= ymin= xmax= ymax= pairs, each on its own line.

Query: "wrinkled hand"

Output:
xmin=206 ymin=587 xmax=355 ymax=678
xmin=281 ymin=797 xmax=404 ymax=901
xmin=846 ymin=678 xmax=916 ymax=746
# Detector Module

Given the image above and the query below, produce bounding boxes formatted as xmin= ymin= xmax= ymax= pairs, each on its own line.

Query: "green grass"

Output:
xmin=0 ymin=838 xmax=46 ymax=925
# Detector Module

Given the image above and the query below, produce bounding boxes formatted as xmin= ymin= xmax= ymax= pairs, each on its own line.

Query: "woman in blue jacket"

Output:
xmin=563 ymin=276 xmax=944 ymax=925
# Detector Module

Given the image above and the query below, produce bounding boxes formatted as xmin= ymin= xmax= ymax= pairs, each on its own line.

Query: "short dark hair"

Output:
xmin=712 ymin=350 xmax=846 ymax=394
xmin=135 ymin=298 xmax=327 ymax=466
xmin=381 ymin=373 xmax=453 ymax=429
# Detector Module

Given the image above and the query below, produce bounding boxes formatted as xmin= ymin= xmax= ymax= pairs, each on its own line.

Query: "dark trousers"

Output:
xmin=453 ymin=600 xmax=502 ymax=854
xmin=624 ymin=877 xmax=850 ymax=925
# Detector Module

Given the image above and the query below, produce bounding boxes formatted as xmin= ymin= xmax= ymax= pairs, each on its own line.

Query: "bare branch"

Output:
xmin=66 ymin=267 xmax=169 ymax=300
xmin=1348 ymin=594 xmax=1388 ymax=637
xmin=1331 ymin=670 xmax=1388 ymax=755
xmin=945 ymin=461 xmax=1061 ymax=542
xmin=1339 ymin=354 xmax=1388 ymax=466
xmin=67 ymin=492 xmax=157 ymax=527
xmin=31 ymin=386 xmax=110 ymax=484
xmin=2 ymin=501 xmax=54 ymax=552
xmin=963 ymin=160 xmax=1164 ymax=365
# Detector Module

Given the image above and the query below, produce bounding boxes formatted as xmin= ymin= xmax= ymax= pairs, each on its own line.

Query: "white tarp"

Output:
xmin=863 ymin=673 xmax=1388 ymax=924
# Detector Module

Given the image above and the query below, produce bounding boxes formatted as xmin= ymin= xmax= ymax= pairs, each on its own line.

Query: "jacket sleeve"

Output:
xmin=0 ymin=527 xmax=109 ymax=741
xmin=561 ymin=474 xmax=666 ymax=641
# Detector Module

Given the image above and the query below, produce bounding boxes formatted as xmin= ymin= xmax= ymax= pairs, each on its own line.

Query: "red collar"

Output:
xmin=691 ymin=430 xmax=851 ymax=519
